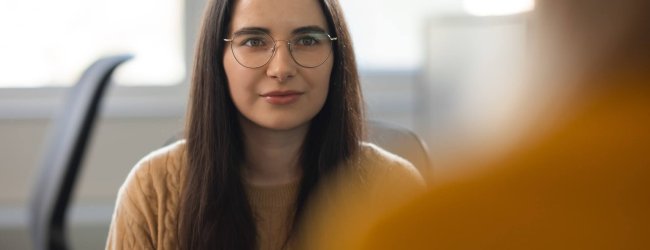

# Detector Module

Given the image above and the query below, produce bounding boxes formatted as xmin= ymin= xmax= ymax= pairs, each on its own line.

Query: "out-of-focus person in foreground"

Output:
xmin=304 ymin=0 xmax=650 ymax=249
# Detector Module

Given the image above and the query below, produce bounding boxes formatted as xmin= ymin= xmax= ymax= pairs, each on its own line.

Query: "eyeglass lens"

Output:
xmin=229 ymin=32 xmax=334 ymax=68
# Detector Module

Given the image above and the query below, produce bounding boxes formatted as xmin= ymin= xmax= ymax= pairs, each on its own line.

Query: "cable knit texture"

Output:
xmin=106 ymin=140 xmax=423 ymax=250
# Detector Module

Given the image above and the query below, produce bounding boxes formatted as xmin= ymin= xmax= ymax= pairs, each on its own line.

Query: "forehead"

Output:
xmin=229 ymin=0 xmax=329 ymax=35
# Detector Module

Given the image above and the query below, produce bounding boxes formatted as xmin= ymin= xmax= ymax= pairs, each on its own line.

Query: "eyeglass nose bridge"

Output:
xmin=268 ymin=39 xmax=299 ymax=66
xmin=270 ymin=39 xmax=295 ymax=56
xmin=272 ymin=39 xmax=293 ymax=50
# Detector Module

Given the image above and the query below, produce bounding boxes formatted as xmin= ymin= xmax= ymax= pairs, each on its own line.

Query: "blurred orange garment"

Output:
xmin=314 ymin=69 xmax=650 ymax=249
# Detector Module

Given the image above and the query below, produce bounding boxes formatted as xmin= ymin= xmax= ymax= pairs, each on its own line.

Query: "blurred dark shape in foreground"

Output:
xmin=302 ymin=0 xmax=650 ymax=249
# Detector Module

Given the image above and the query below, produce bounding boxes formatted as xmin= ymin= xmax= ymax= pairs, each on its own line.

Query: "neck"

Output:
xmin=240 ymin=117 xmax=307 ymax=187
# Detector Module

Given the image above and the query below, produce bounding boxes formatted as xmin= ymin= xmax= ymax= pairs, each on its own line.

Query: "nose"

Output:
xmin=266 ymin=41 xmax=297 ymax=82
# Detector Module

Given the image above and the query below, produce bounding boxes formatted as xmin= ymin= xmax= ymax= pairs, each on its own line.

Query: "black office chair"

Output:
xmin=29 ymin=54 xmax=133 ymax=250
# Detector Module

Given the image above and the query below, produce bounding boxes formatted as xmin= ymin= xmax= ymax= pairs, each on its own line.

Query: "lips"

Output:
xmin=260 ymin=90 xmax=303 ymax=105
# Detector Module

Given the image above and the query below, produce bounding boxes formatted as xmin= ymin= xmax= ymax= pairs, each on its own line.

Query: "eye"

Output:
xmin=295 ymin=36 xmax=321 ymax=46
xmin=242 ymin=38 xmax=266 ymax=47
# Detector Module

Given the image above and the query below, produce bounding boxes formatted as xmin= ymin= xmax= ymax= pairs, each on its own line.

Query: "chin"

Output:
xmin=239 ymin=110 xmax=319 ymax=133
xmin=259 ymin=118 xmax=310 ymax=131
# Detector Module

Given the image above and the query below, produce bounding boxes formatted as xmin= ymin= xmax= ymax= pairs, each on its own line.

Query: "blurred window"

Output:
xmin=0 ymin=0 xmax=184 ymax=88
xmin=340 ymin=0 xmax=457 ymax=71
xmin=340 ymin=0 xmax=532 ymax=71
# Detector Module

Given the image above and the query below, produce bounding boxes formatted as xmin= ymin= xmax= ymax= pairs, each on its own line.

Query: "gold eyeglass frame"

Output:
xmin=223 ymin=33 xmax=338 ymax=69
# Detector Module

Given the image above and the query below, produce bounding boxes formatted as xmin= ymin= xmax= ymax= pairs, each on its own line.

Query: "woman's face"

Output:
xmin=224 ymin=0 xmax=334 ymax=132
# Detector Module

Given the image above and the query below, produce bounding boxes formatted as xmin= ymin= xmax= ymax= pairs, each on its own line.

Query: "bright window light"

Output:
xmin=463 ymin=0 xmax=534 ymax=16
xmin=0 ymin=0 xmax=184 ymax=88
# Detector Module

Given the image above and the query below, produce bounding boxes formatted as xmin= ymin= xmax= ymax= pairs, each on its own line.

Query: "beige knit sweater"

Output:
xmin=106 ymin=140 xmax=423 ymax=250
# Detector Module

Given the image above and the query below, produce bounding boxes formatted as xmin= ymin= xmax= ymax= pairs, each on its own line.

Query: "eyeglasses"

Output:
xmin=224 ymin=32 xmax=337 ymax=68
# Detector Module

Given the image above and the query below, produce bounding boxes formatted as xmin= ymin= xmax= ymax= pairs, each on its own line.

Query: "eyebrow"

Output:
xmin=232 ymin=25 xmax=328 ymax=36
xmin=292 ymin=26 xmax=328 ymax=35
xmin=232 ymin=27 xmax=270 ymax=36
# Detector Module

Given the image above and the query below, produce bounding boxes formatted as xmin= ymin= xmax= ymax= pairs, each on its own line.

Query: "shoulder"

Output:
xmin=130 ymin=140 xmax=187 ymax=180
xmin=358 ymin=142 xmax=414 ymax=168
xmin=124 ymin=140 xmax=186 ymax=193
xmin=336 ymin=142 xmax=426 ymax=198
xmin=356 ymin=142 xmax=424 ymax=185
xmin=107 ymin=140 xmax=187 ymax=248
xmin=302 ymin=143 xmax=425 ymax=249
xmin=115 ymin=140 xmax=187 ymax=219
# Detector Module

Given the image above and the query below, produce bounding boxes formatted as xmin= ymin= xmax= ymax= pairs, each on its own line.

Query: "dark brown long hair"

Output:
xmin=179 ymin=0 xmax=363 ymax=249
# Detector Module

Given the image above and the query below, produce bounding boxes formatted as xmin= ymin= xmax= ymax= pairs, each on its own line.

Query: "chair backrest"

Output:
xmin=367 ymin=121 xmax=432 ymax=179
xmin=29 ymin=54 xmax=133 ymax=250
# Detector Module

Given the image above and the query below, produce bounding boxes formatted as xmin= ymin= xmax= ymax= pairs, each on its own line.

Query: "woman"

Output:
xmin=106 ymin=0 xmax=423 ymax=249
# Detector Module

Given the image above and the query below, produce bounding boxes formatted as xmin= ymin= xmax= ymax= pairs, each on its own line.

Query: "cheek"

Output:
xmin=224 ymin=52 xmax=256 ymax=106
xmin=313 ymin=61 xmax=334 ymax=103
